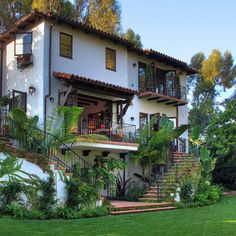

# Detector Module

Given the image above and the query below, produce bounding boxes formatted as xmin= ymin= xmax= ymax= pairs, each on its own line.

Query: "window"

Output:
xmin=60 ymin=32 xmax=73 ymax=59
xmin=165 ymin=71 xmax=176 ymax=97
xmin=139 ymin=113 xmax=148 ymax=129
xmin=12 ymin=90 xmax=27 ymax=112
xmin=106 ymin=48 xmax=116 ymax=71
xmin=15 ymin=33 xmax=32 ymax=55
xmin=138 ymin=62 xmax=146 ymax=92
xmin=150 ymin=113 xmax=160 ymax=131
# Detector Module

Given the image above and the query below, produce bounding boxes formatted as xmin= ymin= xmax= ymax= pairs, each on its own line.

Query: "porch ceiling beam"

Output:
xmin=148 ymin=96 xmax=162 ymax=101
xmin=77 ymin=93 xmax=112 ymax=102
xmin=102 ymin=151 xmax=110 ymax=157
xmin=77 ymin=97 xmax=98 ymax=105
xmin=60 ymin=85 xmax=72 ymax=106
xmin=174 ymin=103 xmax=187 ymax=107
xmin=157 ymin=99 xmax=169 ymax=103
xmin=122 ymin=100 xmax=131 ymax=117
xmin=77 ymin=101 xmax=90 ymax=106
xmin=166 ymin=101 xmax=178 ymax=105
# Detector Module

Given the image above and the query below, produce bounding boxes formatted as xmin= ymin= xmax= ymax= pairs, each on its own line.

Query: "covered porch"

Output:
xmin=54 ymin=72 xmax=138 ymax=145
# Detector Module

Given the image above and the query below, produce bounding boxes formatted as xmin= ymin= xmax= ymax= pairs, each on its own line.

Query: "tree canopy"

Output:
xmin=123 ymin=28 xmax=143 ymax=48
xmin=188 ymin=49 xmax=236 ymax=135
xmin=86 ymin=0 xmax=121 ymax=34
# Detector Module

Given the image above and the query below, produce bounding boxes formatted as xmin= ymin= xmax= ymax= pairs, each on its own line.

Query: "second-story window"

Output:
xmin=106 ymin=48 xmax=116 ymax=71
xmin=15 ymin=33 xmax=32 ymax=55
xmin=60 ymin=32 xmax=73 ymax=59
xmin=138 ymin=62 xmax=146 ymax=92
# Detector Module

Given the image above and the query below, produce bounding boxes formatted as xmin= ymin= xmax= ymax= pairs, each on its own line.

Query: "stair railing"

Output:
xmin=0 ymin=109 xmax=99 ymax=186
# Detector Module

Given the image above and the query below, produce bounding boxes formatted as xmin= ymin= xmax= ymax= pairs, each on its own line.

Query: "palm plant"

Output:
xmin=133 ymin=114 xmax=189 ymax=182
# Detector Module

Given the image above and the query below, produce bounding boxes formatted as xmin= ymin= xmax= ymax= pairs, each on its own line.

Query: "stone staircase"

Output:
xmin=111 ymin=201 xmax=176 ymax=215
xmin=139 ymin=152 xmax=199 ymax=203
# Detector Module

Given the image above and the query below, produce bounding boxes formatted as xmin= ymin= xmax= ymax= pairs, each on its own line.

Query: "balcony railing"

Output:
xmin=16 ymin=54 xmax=33 ymax=70
xmin=78 ymin=118 xmax=137 ymax=143
xmin=140 ymin=85 xmax=187 ymax=101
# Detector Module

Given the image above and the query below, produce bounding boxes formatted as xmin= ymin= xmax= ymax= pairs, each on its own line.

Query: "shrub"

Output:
xmin=28 ymin=209 xmax=45 ymax=220
xmin=53 ymin=207 xmax=78 ymax=219
xmin=194 ymin=184 xmax=222 ymax=206
xmin=50 ymin=207 xmax=109 ymax=219
xmin=179 ymin=180 xmax=194 ymax=203
xmin=212 ymin=155 xmax=236 ymax=190
xmin=38 ymin=176 xmax=56 ymax=213
xmin=66 ymin=179 xmax=98 ymax=210
xmin=125 ymin=184 xmax=146 ymax=201
xmin=4 ymin=204 xmax=28 ymax=219
xmin=79 ymin=207 xmax=109 ymax=218
xmin=0 ymin=180 xmax=22 ymax=205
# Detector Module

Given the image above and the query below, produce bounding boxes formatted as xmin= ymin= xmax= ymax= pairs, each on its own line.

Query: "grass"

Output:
xmin=0 ymin=196 xmax=236 ymax=236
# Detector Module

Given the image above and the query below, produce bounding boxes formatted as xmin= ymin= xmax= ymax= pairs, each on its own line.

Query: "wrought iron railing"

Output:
xmin=78 ymin=118 xmax=137 ymax=143
xmin=140 ymin=85 xmax=187 ymax=101
xmin=0 ymin=109 xmax=97 ymax=182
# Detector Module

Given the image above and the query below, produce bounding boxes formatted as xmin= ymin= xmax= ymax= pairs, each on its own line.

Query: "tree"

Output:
xmin=206 ymin=99 xmax=236 ymax=159
xmin=123 ymin=28 xmax=143 ymax=48
xmin=86 ymin=0 xmax=121 ymax=34
xmin=188 ymin=50 xmax=236 ymax=135
xmin=32 ymin=0 xmax=75 ymax=18
xmin=75 ymin=0 xmax=89 ymax=22
xmin=0 ymin=0 xmax=32 ymax=30
xmin=206 ymin=99 xmax=236 ymax=190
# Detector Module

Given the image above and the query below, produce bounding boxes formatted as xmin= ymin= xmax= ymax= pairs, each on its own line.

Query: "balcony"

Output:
xmin=78 ymin=118 xmax=137 ymax=143
xmin=139 ymin=85 xmax=187 ymax=106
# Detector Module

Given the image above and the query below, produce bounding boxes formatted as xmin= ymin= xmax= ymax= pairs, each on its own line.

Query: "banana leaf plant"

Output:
xmin=133 ymin=114 xmax=189 ymax=182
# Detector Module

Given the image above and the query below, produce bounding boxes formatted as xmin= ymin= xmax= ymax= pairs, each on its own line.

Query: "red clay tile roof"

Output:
xmin=53 ymin=71 xmax=138 ymax=95
xmin=0 ymin=11 xmax=198 ymax=75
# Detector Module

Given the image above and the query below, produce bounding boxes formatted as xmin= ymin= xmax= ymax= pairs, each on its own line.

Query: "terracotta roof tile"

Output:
xmin=53 ymin=71 xmax=138 ymax=95
xmin=0 ymin=11 xmax=198 ymax=75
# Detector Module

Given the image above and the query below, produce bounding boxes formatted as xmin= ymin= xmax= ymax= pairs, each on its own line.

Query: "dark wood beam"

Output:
xmin=77 ymin=101 xmax=90 ymax=106
xmin=102 ymin=151 xmax=110 ymax=157
xmin=157 ymin=99 xmax=169 ymax=103
xmin=77 ymin=97 xmax=98 ymax=105
xmin=174 ymin=103 xmax=187 ymax=107
xmin=83 ymin=150 xmax=91 ymax=156
xmin=60 ymin=86 xmax=72 ymax=106
xmin=166 ymin=101 xmax=178 ymax=105
xmin=77 ymin=93 xmax=111 ymax=102
xmin=148 ymin=96 xmax=162 ymax=101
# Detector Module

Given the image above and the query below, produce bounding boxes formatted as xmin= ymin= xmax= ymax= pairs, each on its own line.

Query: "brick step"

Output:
xmin=111 ymin=206 xmax=177 ymax=215
xmin=113 ymin=202 xmax=172 ymax=211
xmin=138 ymin=198 xmax=161 ymax=202
xmin=143 ymin=193 xmax=158 ymax=197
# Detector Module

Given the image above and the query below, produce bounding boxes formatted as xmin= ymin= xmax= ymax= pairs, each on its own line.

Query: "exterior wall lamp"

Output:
xmin=28 ymin=86 xmax=36 ymax=95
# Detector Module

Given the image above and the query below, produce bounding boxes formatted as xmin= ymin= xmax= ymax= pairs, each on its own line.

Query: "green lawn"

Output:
xmin=0 ymin=196 xmax=236 ymax=236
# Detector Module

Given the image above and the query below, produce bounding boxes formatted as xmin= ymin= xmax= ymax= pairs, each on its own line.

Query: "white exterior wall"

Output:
xmin=51 ymin=24 xmax=128 ymax=87
xmin=2 ymin=21 xmax=47 ymax=126
xmin=0 ymin=152 xmax=67 ymax=204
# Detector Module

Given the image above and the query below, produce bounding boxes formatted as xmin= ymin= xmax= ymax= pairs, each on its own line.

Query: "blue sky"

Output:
xmin=120 ymin=0 xmax=236 ymax=100
xmin=120 ymin=0 xmax=236 ymax=64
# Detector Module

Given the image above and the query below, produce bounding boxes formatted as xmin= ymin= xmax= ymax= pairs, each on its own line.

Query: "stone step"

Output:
xmin=111 ymin=206 xmax=177 ymax=215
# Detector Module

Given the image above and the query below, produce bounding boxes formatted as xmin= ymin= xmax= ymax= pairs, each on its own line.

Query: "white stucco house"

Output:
xmin=0 ymin=11 xmax=196 ymax=190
